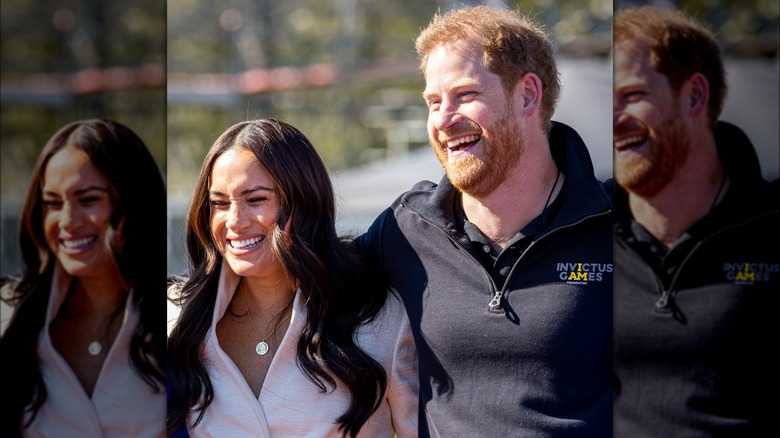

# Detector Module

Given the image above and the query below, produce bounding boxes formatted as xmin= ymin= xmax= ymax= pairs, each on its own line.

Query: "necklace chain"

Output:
xmin=709 ymin=174 xmax=728 ymax=213
xmin=544 ymin=170 xmax=561 ymax=210
xmin=241 ymin=287 xmax=293 ymax=344
xmin=83 ymin=299 xmax=125 ymax=357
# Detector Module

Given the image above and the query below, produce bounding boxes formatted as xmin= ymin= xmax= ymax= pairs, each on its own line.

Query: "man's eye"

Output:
xmin=624 ymin=91 xmax=645 ymax=102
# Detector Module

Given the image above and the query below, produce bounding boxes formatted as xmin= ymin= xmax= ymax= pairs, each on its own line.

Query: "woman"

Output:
xmin=167 ymin=118 xmax=418 ymax=437
xmin=0 ymin=118 xmax=167 ymax=437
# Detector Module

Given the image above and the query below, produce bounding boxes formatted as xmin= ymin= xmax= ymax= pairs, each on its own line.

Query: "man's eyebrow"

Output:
xmin=423 ymin=79 xmax=480 ymax=100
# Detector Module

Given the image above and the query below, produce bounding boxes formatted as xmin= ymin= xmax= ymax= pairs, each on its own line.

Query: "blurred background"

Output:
xmin=166 ymin=0 xmax=614 ymax=276
xmin=616 ymin=0 xmax=779 ymax=178
xmin=1 ymin=0 xmax=166 ymax=280
xmin=1 ymin=0 xmax=775 ymax=280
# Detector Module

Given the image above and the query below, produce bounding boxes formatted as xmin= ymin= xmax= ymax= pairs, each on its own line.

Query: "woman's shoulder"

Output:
xmin=353 ymin=289 xmax=414 ymax=367
xmin=167 ymin=275 xmax=190 ymax=337
xmin=360 ymin=289 xmax=410 ymax=336
xmin=1 ymin=275 xmax=22 ymax=337
xmin=167 ymin=274 xmax=188 ymax=290
xmin=1 ymin=275 xmax=22 ymax=305
xmin=1 ymin=274 xmax=21 ymax=292
xmin=167 ymin=274 xmax=190 ymax=310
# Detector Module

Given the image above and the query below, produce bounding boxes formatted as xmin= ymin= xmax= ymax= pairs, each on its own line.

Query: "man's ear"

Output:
xmin=512 ymin=72 xmax=543 ymax=118
xmin=681 ymin=72 xmax=709 ymax=118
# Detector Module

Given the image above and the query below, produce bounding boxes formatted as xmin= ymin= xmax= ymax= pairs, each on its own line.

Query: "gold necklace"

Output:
xmin=87 ymin=309 xmax=123 ymax=357
xmin=241 ymin=288 xmax=293 ymax=356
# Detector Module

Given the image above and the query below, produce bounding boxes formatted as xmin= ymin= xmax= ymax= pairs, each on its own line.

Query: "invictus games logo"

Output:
xmin=556 ymin=262 xmax=613 ymax=285
xmin=723 ymin=262 xmax=779 ymax=285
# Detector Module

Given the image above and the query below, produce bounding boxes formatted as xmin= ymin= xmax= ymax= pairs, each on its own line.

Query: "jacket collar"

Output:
xmin=615 ymin=121 xmax=774 ymax=226
xmin=400 ymin=121 xmax=612 ymax=232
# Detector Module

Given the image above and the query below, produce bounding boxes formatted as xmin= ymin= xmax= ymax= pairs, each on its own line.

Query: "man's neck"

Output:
xmin=629 ymin=136 xmax=724 ymax=249
xmin=461 ymin=142 xmax=560 ymax=251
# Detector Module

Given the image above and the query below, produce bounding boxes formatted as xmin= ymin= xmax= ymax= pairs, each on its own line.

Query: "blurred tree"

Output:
xmin=1 ymin=0 xmax=166 ymax=275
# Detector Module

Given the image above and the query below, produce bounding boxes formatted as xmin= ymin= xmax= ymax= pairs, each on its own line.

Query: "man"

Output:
xmin=359 ymin=6 xmax=613 ymax=436
xmin=613 ymin=6 xmax=779 ymax=437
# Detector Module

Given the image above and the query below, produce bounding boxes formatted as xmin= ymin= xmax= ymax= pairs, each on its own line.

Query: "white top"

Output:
xmin=22 ymin=263 xmax=165 ymax=438
xmin=187 ymin=261 xmax=419 ymax=437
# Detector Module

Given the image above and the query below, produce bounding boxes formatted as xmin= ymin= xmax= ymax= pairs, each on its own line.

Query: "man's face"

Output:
xmin=613 ymin=41 xmax=692 ymax=198
xmin=422 ymin=42 xmax=524 ymax=197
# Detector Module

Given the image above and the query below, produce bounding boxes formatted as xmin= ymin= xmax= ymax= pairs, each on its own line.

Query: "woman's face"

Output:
xmin=42 ymin=146 xmax=118 ymax=280
xmin=209 ymin=147 xmax=285 ymax=280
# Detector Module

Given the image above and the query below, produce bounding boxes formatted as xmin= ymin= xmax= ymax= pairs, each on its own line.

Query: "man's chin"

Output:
xmin=617 ymin=169 xmax=669 ymax=199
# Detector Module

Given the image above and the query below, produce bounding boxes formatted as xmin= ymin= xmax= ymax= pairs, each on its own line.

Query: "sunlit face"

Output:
xmin=423 ymin=42 xmax=524 ymax=197
xmin=209 ymin=147 xmax=285 ymax=280
xmin=614 ymin=41 xmax=692 ymax=197
xmin=42 ymin=146 xmax=118 ymax=280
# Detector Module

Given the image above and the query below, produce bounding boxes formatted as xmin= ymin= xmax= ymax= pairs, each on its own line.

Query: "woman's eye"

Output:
xmin=247 ymin=197 xmax=267 ymax=204
xmin=79 ymin=196 xmax=100 ymax=205
xmin=43 ymin=199 xmax=63 ymax=209
xmin=210 ymin=200 xmax=228 ymax=208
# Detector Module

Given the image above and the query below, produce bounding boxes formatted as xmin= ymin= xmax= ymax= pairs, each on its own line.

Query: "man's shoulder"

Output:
xmin=407 ymin=179 xmax=439 ymax=193
xmin=385 ymin=179 xmax=441 ymax=210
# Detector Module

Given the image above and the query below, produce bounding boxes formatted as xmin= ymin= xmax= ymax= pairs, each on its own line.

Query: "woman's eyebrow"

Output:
xmin=43 ymin=185 xmax=108 ymax=197
xmin=209 ymin=185 xmax=274 ymax=197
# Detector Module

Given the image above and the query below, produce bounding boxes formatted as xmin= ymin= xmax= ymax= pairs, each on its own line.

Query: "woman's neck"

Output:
xmin=239 ymin=275 xmax=296 ymax=316
xmin=66 ymin=274 xmax=129 ymax=316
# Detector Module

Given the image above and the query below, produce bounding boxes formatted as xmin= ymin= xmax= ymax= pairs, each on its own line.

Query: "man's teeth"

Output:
xmin=447 ymin=134 xmax=480 ymax=149
xmin=61 ymin=237 xmax=97 ymax=249
xmin=615 ymin=135 xmax=647 ymax=149
xmin=231 ymin=236 xmax=264 ymax=249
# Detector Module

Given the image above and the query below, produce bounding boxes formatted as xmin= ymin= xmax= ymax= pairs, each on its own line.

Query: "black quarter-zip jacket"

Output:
xmin=613 ymin=121 xmax=780 ymax=437
xmin=359 ymin=122 xmax=614 ymax=437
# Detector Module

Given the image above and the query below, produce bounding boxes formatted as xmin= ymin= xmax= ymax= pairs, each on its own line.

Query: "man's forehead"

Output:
xmin=615 ymin=39 xmax=651 ymax=63
xmin=615 ymin=41 xmax=659 ymax=77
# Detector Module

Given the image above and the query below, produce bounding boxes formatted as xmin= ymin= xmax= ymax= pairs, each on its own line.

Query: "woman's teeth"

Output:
xmin=61 ymin=237 xmax=97 ymax=249
xmin=230 ymin=236 xmax=264 ymax=249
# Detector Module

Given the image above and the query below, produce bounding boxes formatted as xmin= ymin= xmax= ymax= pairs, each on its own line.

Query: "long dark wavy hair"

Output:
xmin=0 ymin=118 xmax=167 ymax=434
xmin=167 ymin=118 xmax=388 ymax=437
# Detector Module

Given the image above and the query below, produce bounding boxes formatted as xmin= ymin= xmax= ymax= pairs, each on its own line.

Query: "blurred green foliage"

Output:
xmin=615 ymin=0 xmax=779 ymax=57
xmin=165 ymin=0 xmax=614 ymax=196
xmin=1 ymin=0 xmax=166 ymax=196
xmin=1 ymin=0 xmax=166 ymax=275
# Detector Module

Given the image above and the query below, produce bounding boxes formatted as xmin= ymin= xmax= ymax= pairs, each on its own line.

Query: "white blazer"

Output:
xmin=187 ymin=261 xmax=419 ymax=437
xmin=22 ymin=263 xmax=166 ymax=438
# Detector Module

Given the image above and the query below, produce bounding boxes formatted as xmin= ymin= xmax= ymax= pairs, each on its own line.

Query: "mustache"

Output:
xmin=437 ymin=119 xmax=483 ymax=144
xmin=613 ymin=118 xmax=648 ymax=138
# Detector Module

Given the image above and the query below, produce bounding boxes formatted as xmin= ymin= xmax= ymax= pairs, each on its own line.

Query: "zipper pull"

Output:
xmin=654 ymin=290 xmax=672 ymax=313
xmin=488 ymin=290 xmax=503 ymax=310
